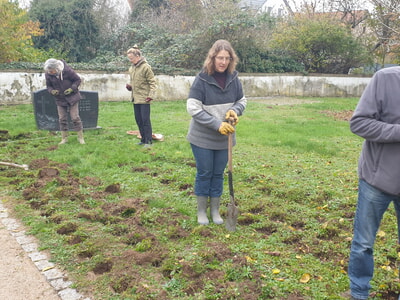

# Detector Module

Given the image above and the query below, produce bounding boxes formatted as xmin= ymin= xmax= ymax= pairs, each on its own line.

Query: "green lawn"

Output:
xmin=1 ymin=97 xmax=399 ymax=299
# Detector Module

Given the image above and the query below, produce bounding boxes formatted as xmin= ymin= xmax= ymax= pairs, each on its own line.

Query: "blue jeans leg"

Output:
xmin=349 ymin=179 xmax=397 ymax=299
xmin=190 ymin=144 xmax=228 ymax=198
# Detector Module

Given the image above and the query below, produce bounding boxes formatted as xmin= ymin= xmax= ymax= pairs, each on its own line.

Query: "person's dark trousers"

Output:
xmin=133 ymin=103 xmax=152 ymax=144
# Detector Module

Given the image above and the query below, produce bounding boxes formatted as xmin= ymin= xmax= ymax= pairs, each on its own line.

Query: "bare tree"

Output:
xmin=92 ymin=0 xmax=130 ymax=47
xmin=327 ymin=0 xmax=400 ymax=64
xmin=368 ymin=0 xmax=400 ymax=64
xmin=282 ymin=0 xmax=294 ymax=15
xmin=329 ymin=0 xmax=370 ymax=28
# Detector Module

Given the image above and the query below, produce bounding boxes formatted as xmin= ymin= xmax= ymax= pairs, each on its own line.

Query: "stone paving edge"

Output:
xmin=0 ymin=201 xmax=91 ymax=300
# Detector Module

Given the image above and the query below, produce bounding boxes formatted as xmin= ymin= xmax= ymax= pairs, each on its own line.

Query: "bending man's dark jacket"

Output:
xmin=45 ymin=60 xmax=81 ymax=107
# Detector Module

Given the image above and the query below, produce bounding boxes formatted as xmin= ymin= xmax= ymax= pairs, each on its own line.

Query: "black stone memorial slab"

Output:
xmin=32 ymin=89 xmax=100 ymax=131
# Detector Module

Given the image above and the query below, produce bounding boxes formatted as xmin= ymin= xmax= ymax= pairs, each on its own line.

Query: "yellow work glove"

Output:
xmin=218 ymin=122 xmax=235 ymax=135
xmin=64 ymin=88 xmax=73 ymax=95
xmin=50 ymin=90 xmax=59 ymax=96
xmin=225 ymin=110 xmax=238 ymax=125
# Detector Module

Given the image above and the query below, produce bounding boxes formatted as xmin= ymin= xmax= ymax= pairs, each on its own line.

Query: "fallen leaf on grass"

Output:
xmin=317 ymin=204 xmax=329 ymax=210
xmin=299 ymin=273 xmax=311 ymax=283
xmin=380 ymin=265 xmax=392 ymax=271
xmin=245 ymin=256 xmax=256 ymax=263
xmin=378 ymin=283 xmax=388 ymax=289
xmin=377 ymin=230 xmax=385 ymax=237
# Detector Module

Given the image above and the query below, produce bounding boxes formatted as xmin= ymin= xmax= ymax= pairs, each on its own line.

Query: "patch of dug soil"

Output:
xmin=321 ymin=110 xmax=354 ymax=121
xmin=8 ymin=157 xmax=313 ymax=299
xmin=29 ymin=158 xmax=69 ymax=170
xmin=104 ymin=183 xmax=121 ymax=193
xmin=250 ymin=97 xmax=320 ymax=106
xmin=38 ymin=167 xmax=59 ymax=178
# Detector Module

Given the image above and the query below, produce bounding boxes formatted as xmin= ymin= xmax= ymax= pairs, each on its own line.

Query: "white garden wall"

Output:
xmin=0 ymin=71 xmax=371 ymax=105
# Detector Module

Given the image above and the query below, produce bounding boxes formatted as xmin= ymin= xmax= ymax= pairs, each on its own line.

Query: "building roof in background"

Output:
xmin=239 ymin=0 xmax=268 ymax=11
xmin=239 ymin=0 xmax=290 ymax=16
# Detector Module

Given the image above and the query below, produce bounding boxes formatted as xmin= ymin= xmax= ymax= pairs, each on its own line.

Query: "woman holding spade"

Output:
xmin=186 ymin=39 xmax=247 ymax=225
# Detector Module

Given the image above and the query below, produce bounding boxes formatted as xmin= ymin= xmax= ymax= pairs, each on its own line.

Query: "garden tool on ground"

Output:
xmin=225 ymin=118 xmax=239 ymax=231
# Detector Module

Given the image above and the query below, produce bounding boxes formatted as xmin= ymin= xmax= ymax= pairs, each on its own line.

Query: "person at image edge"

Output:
xmin=347 ymin=66 xmax=400 ymax=300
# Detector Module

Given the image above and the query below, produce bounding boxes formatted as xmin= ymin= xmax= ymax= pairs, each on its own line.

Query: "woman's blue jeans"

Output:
xmin=349 ymin=179 xmax=400 ymax=299
xmin=190 ymin=144 xmax=228 ymax=198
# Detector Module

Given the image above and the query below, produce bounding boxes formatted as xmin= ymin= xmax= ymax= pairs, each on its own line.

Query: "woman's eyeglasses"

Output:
xmin=215 ymin=56 xmax=232 ymax=62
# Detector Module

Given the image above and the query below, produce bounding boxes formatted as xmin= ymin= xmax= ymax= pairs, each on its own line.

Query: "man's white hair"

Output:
xmin=44 ymin=59 xmax=64 ymax=74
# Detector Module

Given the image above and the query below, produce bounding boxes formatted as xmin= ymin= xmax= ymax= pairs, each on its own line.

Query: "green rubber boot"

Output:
xmin=197 ymin=196 xmax=209 ymax=225
xmin=210 ymin=197 xmax=223 ymax=225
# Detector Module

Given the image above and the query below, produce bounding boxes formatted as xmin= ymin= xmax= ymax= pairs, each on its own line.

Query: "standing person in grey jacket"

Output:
xmin=347 ymin=66 xmax=400 ymax=300
xmin=126 ymin=45 xmax=157 ymax=147
xmin=187 ymin=39 xmax=247 ymax=225
xmin=44 ymin=58 xmax=85 ymax=144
